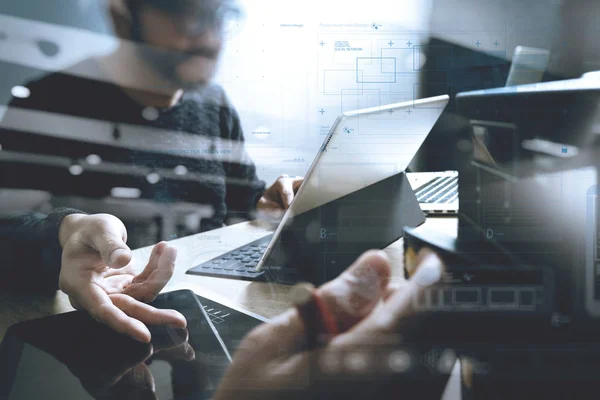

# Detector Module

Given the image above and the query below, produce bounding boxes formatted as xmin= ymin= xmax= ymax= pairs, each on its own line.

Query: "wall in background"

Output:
xmin=0 ymin=0 xmax=565 ymax=184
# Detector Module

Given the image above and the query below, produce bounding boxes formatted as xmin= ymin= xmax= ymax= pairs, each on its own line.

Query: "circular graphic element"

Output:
xmin=251 ymin=125 xmax=272 ymax=140
xmin=11 ymin=86 xmax=30 ymax=99
xmin=142 ymin=107 xmax=160 ymax=121
xmin=86 ymin=154 xmax=102 ymax=165
xmin=174 ymin=165 xmax=189 ymax=176
xmin=69 ymin=164 xmax=84 ymax=176
xmin=388 ymin=350 xmax=411 ymax=372
xmin=146 ymin=172 xmax=161 ymax=184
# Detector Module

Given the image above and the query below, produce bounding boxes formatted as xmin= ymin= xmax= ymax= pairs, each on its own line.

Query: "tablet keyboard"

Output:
xmin=186 ymin=234 xmax=273 ymax=280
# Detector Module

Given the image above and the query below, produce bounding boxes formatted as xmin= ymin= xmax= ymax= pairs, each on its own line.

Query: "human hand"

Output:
xmin=214 ymin=249 xmax=447 ymax=400
xmin=58 ymin=213 xmax=187 ymax=342
xmin=257 ymin=175 xmax=304 ymax=214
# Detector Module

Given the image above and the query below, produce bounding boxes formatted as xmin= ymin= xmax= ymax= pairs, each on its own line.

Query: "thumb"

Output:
xmin=339 ymin=248 xmax=445 ymax=342
xmin=239 ymin=250 xmax=390 ymax=360
xmin=317 ymin=250 xmax=391 ymax=331
xmin=87 ymin=224 xmax=132 ymax=268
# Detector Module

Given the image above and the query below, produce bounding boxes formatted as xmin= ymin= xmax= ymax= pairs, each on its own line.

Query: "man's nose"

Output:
xmin=184 ymin=27 xmax=223 ymax=51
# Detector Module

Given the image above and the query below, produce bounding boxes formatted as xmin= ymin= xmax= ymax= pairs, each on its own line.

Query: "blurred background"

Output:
xmin=1 ymin=0 xmax=598 ymax=248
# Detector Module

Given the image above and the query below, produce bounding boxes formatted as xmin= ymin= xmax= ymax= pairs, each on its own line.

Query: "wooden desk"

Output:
xmin=0 ymin=216 xmax=461 ymax=399
xmin=0 ymin=216 xmax=457 ymax=340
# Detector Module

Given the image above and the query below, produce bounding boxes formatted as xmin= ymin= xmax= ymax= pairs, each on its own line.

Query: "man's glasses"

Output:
xmin=160 ymin=0 xmax=245 ymax=39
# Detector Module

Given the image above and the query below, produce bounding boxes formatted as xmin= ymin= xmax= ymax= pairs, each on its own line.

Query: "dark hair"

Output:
xmin=124 ymin=0 xmax=239 ymax=41
xmin=124 ymin=0 xmax=201 ymax=41
xmin=125 ymin=0 xmax=209 ymax=16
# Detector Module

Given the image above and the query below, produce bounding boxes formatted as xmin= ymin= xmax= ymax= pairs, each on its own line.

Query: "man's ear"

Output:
xmin=108 ymin=0 xmax=134 ymax=40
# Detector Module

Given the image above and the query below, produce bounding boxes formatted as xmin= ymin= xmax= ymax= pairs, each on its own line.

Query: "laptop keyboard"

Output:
xmin=415 ymin=176 xmax=459 ymax=204
xmin=186 ymin=234 xmax=273 ymax=280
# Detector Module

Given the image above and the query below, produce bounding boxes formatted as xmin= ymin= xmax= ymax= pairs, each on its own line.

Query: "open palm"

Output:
xmin=59 ymin=214 xmax=186 ymax=342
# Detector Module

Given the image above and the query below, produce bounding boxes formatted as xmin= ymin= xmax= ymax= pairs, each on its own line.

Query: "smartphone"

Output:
xmin=0 ymin=290 xmax=230 ymax=400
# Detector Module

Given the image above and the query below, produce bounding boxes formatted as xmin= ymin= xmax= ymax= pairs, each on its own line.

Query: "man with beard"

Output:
xmin=6 ymin=0 xmax=302 ymax=230
xmin=0 ymin=0 xmax=302 ymax=341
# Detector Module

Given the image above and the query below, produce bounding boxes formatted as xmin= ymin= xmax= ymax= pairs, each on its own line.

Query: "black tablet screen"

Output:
xmin=0 ymin=290 xmax=230 ymax=400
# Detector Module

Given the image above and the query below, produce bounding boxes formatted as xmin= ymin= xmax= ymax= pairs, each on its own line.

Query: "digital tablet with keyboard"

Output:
xmin=187 ymin=96 xmax=450 ymax=283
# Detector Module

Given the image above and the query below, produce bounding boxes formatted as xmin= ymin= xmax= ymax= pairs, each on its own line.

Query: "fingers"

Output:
xmin=257 ymin=197 xmax=283 ymax=211
xmin=410 ymin=249 xmax=445 ymax=287
xmin=148 ymin=326 xmax=189 ymax=351
xmin=383 ymin=281 xmax=406 ymax=301
xmin=161 ymin=340 xmax=195 ymax=361
xmin=111 ymin=294 xmax=187 ymax=330
xmin=153 ymin=335 xmax=196 ymax=362
xmin=123 ymin=244 xmax=176 ymax=302
xmin=304 ymin=250 xmax=448 ymax=399
xmin=292 ymin=177 xmax=304 ymax=193
xmin=336 ymin=249 xmax=445 ymax=344
xmin=85 ymin=215 xmax=132 ymax=269
xmin=257 ymin=176 xmax=303 ymax=212
xmin=238 ymin=250 xmax=391 ymax=361
xmin=277 ymin=176 xmax=295 ymax=209
xmin=256 ymin=198 xmax=286 ymax=223
xmin=87 ymin=292 xmax=154 ymax=343
xmin=316 ymin=250 xmax=391 ymax=331
xmin=132 ymin=242 xmax=167 ymax=283
xmin=79 ymin=286 xmax=186 ymax=343
xmin=220 ymin=250 xmax=446 ymax=400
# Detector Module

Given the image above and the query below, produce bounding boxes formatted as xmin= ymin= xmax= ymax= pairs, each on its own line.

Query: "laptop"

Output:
xmin=404 ymin=45 xmax=551 ymax=216
xmin=187 ymin=95 xmax=449 ymax=282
